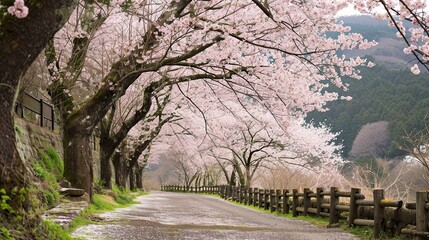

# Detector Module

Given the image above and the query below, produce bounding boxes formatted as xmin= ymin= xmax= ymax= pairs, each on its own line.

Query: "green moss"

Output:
xmin=0 ymin=227 xmax=14 ymax=240
xmin=0 ymin=188 xmax=14 ymax=213
xmin=44 ymin=147 xmax=64 ymax=177
xmin=14 ymin=124 xmax=24 ymax=136
xmin=32 ymin=146 xmax=65 ymax=209
xmin=37 ymin=147 xmax=63 ymax=181
xmin=42 ymin=189 xmax=60 ymax=208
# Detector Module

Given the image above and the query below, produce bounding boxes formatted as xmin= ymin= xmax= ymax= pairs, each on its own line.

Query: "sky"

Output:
xmin=337 ymin=5 xmax=361 ymax=16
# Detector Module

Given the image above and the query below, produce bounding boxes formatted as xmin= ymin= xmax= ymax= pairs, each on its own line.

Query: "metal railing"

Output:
xmin=15 ymin=92 xmax=55 ymax=130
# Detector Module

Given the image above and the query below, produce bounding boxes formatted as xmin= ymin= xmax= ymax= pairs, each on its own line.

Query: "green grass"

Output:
xmin=69 ymin=191 xmax=147 ymax=229
xmin=0 ymin=227 xmax=14 ymax=240
xmin=39 ymin=220 xmax=81 ymax=240
xmin=32 ymin=146 xmax=65 ymax=208
xmin=37 ymin=147 xmax=63 ymax=180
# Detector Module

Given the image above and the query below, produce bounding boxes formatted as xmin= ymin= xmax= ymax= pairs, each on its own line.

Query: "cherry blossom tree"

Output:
xmin=352 ymin=0 xmax=429 ymax=74
xmin=98 ymin=75 xmax=174 ymax=189
xmin=152 ymin=82 xmax=344 ymax=189
xmin=40 ymin=0 xmax=375 ymax=198
xmin=0 ymin=0 xmax=78 ymax=233
xmin=110 ymin=97 xmax=175 ymax=189
xmin=206 ymin=108 xmax=343 ymax=188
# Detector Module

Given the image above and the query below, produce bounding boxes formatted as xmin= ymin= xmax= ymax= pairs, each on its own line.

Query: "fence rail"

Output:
xmin=162 ymin=185 xmax=429 ymax=239
xmin=15 ymin=92 xmax=55 ymax=130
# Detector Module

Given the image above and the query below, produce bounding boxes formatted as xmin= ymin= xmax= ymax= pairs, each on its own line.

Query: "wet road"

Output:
xmin=72 ymin=191 xmax=359 ymax=240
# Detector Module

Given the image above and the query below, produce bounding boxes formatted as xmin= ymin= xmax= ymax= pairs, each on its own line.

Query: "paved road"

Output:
xmin=72 ymin=191 xmax=359 ymax=240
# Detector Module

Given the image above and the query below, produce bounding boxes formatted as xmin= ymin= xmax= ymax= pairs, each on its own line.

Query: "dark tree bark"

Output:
xmin=113 ymin=158 xmax=128 ymax=189
xmin=98 ymin=85 xmax=155 ymax=189
xmin=136 ymin=166 xmax=144 ymax=189
xmin=63 ymin=126 xmax=94 ymax=200
xmin=129 ymin=167 xmax=135 ymax=190
xmin=112 ymin=142 xmax=129 ymax=189
xmin=99 ymin=139 xmax=114 ymax=189
xmin=0 ymin=0 xmax=77 ymax=213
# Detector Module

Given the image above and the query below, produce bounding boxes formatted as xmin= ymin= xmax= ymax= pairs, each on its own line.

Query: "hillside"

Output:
xmin=339 ymin=15 xmax=417 ymax=70
xmin=306 ymin=62 xmax=429 ymax=158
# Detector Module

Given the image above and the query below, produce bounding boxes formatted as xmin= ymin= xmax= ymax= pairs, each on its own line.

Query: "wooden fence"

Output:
xmin=162 ymin=185 xmax=429 ymax=239
xmin=15 ymin=92 xmax=55 ymax=130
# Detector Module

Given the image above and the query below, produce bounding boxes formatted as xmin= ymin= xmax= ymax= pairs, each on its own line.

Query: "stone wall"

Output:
xmin=14 ymin=117 xmax=101 ymax=180
xmin=15 ymin=117 xmax=62 ymax=164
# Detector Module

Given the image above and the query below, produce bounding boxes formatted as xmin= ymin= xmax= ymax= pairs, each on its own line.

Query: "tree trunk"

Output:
xmin=63 ymin=128 xmax=93 ymax=200
xmin=129 ymin=167 xmax=135 ymax=190
xmin=0 ymin=0 xmax=78 ymax=215
xmin=230 ymin=170 xmax=236 ymax=186
xmin=113 ymin=154 xmax=128 ymax=189
xmin=245 ymin=167 xmax=252 ymax=188
xmin=136 ymin=167 xmax=143 ymax=189
xmin=99 ymin=137 xmax=114 ymax=189
xmin=0 ymin=108 xmax=28 ymax=211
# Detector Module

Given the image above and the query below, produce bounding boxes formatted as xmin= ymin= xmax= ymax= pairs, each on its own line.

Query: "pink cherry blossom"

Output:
xmin=411 ymin=64 xmax=420 ymax=75
xmin=7 ymin=0 xmax=28 ymax=19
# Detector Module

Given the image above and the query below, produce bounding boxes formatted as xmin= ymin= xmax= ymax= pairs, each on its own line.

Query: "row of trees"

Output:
xmin=158 ymin=97 xmax=344 ymax=189
xmin=33 ymin=0 xmax=375 ymax=197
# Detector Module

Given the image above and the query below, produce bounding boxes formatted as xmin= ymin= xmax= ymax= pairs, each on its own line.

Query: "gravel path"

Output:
xmin=72 ymin=191 xmax=359 ymax=240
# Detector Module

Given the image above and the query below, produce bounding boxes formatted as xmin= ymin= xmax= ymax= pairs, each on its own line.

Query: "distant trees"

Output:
xmin=349 ymin=121 xmax=390 ymax=157
xmin=354 ymin=0 xmax=429 ymax=71
xmin=307 ymin=65 xmax=429 ymax=157
xmin=167 ymin=93 xmax=344 ymax=188
xmin=399 ymin=119 xmax=429 ymax=183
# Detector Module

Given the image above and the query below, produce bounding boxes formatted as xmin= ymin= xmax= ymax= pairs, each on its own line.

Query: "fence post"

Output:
xmin=316 ymin=187 xmax=323 ymax=216
xmin=373 ymin=189 xmax=384 ymax=239
xmin=276 ymin=189 xmax=282 ymax=213
xmin=329 ymin=187 xmax=339 ymax=226
xmin=248 ymin=188 xmax=253 ymax=205
xmin=264 ymin=189 xmax=270 ymax=210
xmin=283 ymin=189 xmax=290 ymax=214
xmin=303 ymin=188 xmax=311 ymax=216
xmin=348 ymin=188 xmax=361 ymax=226
xmin=253 ymin=188 xmax=259 ymax=207
xmin=238 ymin=187 xmax=242 ymax=203
xmin=416 ymin=191 xmax=429 ymax=240
xmin=258 ymin=189 xmax=264 ymax=209
xmin=292 ymin=189 xmax=299 ymax=217
xmin=270 ymin=189 xmax=275 ymax=212
xmin=39 ymin=99 xmax=44 ymax=127
xmin=243 ymin=188 xmax=248 ymax=205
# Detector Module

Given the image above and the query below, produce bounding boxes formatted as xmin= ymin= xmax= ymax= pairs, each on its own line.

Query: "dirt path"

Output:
xmin=72 ymin=191 xmax=359 ymax=240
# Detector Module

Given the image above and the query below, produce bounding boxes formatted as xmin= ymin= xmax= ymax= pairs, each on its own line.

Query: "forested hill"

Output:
xmin=306 ymin=63 xmax=429 ymax=158
xmin=338 ymin=15 xmax=415 ymax=70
